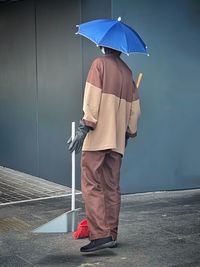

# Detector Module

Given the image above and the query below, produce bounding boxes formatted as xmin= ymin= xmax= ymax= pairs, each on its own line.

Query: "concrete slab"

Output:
xmin=0 ymin=189 xmax=199 ymax=266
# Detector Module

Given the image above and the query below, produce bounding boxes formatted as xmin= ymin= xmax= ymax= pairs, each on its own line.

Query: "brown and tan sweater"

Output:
xmin=82 ymin=54 xmax=141 ymax=156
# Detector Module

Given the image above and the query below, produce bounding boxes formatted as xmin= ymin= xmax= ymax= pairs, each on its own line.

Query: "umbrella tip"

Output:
xmin=117 ymin=17 xmax=121 ymax=21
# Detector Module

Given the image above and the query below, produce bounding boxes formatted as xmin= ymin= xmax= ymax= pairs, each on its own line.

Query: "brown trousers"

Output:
xmin=81 ymin=150 xmax=122 ymax=241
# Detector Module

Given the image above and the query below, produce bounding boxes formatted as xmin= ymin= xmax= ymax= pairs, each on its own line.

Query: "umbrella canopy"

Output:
xmin=76 ymin=17 xmax=148 ymax=55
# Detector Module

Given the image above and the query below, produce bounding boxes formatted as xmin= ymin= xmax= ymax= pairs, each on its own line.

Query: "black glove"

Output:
xmin=125 ymin=133 xmax=129 ymax=148
xmin=125 ymin=132 xmax=137 ymax=148
xmin=67 ymin=120 xmax=90 ymax=154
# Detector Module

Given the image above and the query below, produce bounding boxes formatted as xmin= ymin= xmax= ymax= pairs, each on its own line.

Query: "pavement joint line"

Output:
xmin=0 ymin=174 xmax=67 ymax=194
xmin=0 ymin=186 xmax=52 ymax=198
xmin=1 ymin=187 xmax=75 ymax=197
xmin=121 ymin=188 xmax=200 ymax=197
xmin=1 ymin=173 xmax=64 ymax=186
xmin=0 ymin=175 xmax=67 ymax=192
xmin=16 ymin=255 xmax=35 ymax=266
xmin=0 ymin=166 xmax=67 ymax=187
xmin=0 ymin=181 xmax=44 ymax=199
xmin=0 ymin=192 xmax=22 ymax=201
xmin=0 ymin=177 xmax=71 ymax=196
xmin=0 ymin=167 xmax=79 ymax=205
xmin=0 ymin=181 xmax=68 ymax=193
xmin=0 ymin=192 xmax=82 ymax=206
xmin=1 ymin=183 xmax=69 ymax=195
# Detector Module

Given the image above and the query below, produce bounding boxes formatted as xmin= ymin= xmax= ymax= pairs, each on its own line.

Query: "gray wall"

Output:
xmin=112 ymin=0 xmax=200 ymax=192
xmin=0 ymin=0 xmax=38 ymax=174
xmin=35 ymin=0 xmax=82 ymax=185
xmin=0 ymin=0 xmax=111 ymax=189
xmin=0 ymin=0 xmax=200 ymax=193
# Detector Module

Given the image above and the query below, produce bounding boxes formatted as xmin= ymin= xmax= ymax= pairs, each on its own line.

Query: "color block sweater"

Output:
xmin=82 ymin=54 xmax=141 ymax=156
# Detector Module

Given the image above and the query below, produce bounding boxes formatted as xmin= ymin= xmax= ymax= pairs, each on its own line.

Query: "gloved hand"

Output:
xmin=125 ymin=132 xmax=137 ymax=148
xmin=125 ymin=133 xmax=129 ymax=148
xmin=67 ymin=120 xmax=90 ymax=154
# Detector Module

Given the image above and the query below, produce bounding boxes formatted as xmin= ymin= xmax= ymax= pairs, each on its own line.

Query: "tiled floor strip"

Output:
xmin=0 ymin=166 xmax=81 ymax=206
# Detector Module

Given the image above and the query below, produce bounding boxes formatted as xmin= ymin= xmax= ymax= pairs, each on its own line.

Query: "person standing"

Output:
xmin=67 ymin=46 xmax=141 ymax=252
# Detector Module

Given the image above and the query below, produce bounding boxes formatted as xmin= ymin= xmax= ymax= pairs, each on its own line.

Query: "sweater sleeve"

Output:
xmin=82 ymin=58 xmax=103 ymax=130
xmin=126 ymin=81 xmax=141 ymax=138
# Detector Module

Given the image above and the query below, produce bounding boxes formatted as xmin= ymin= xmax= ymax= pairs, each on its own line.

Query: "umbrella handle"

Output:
xmin=136 ymin=72 xmax=143 ymax=89
xmin=71 ymin=122 xmax=76 ymax=211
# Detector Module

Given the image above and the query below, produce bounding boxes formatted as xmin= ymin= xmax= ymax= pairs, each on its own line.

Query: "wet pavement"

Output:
xmin=0 ymin=188 xmax=200 ymax=266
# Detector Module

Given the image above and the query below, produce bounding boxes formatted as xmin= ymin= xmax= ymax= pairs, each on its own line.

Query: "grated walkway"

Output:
xmin=0 ymin=166 xmax=80 ymax=206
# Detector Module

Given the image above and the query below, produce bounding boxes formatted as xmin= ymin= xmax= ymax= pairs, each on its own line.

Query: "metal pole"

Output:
xmin=71 ymin=122 xmax=75 ymax=211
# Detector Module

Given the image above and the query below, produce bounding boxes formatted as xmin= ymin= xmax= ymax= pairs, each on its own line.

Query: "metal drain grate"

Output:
xmin=0 ymin=217 xmax=31 ymax=233
xmin=0 ymin=166 xmax=81 ymax=206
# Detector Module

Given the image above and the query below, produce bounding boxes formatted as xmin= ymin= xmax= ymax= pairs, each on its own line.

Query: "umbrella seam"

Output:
xmin=98 ymin=20 xmax=118 ymax=46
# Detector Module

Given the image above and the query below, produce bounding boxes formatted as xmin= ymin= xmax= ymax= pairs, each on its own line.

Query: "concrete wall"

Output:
xmin=112 ymin=0 xmax=200 ymax=192
xmin=0 ymin=0 xmax=200 ymax=192
xmin=0 ymin=0 xmax=38 ymax=174
xmin=0 ymin=0 xmax=111 ymax=189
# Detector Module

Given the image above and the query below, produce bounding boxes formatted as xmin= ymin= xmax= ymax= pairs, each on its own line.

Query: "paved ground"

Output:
xmin=0 ymin=188 xmax=200 ymax=267
xmin=0 ymin=167 xmax=74 ymax=205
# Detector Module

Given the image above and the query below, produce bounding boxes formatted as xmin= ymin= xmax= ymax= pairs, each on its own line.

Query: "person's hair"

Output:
xmin=100 ymin=46 xmax=122 ymax=56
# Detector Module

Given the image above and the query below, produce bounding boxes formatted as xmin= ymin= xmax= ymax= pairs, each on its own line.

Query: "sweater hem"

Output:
xmin=82 ymin=146 xmax=124 ymax=156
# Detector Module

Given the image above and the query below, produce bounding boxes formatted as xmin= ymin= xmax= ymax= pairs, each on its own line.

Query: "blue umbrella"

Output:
xmin=76 ymin=17 xmax=148 ymax=55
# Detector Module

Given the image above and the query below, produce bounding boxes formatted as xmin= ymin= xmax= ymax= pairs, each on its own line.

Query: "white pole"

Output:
xmin=71 ymin=121 xmax=76 ymax=211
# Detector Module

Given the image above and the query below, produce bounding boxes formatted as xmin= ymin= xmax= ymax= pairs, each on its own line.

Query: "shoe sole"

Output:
xmin=109 ymin=241 xmax=117 ymax=248
xmin=81 ymin=241 xmax=115 ymax=252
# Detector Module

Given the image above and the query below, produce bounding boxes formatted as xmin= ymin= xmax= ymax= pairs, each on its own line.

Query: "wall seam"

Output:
xmin=111 ymin=0 xmax=113 ymax=18
xmin=34 ymin=0 xmax=39 ymax=177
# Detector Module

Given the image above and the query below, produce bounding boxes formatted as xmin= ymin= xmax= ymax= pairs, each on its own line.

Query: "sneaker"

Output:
xmin=109 ymin=240 xmax=117 ymax=248
xmin=80 ymin=236 xmax=115 ymax=252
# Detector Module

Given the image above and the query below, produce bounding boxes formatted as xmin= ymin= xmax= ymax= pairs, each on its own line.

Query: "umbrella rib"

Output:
xmin=122 ymin=23 xmax=130 ymax=53
xmin=77 ymin=32 xmax=99 ymax=46
xmin=98 ymin=21 xmax=118 ymax=46
xmin=98 ymin=22 xmax=130 ymax=54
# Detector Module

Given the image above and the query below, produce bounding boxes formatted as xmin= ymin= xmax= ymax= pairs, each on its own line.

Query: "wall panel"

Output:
xmin=0 ymin=0 xmax=38 ymax=175
xmin=112 ymin=0 xmax=200 ymax=192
